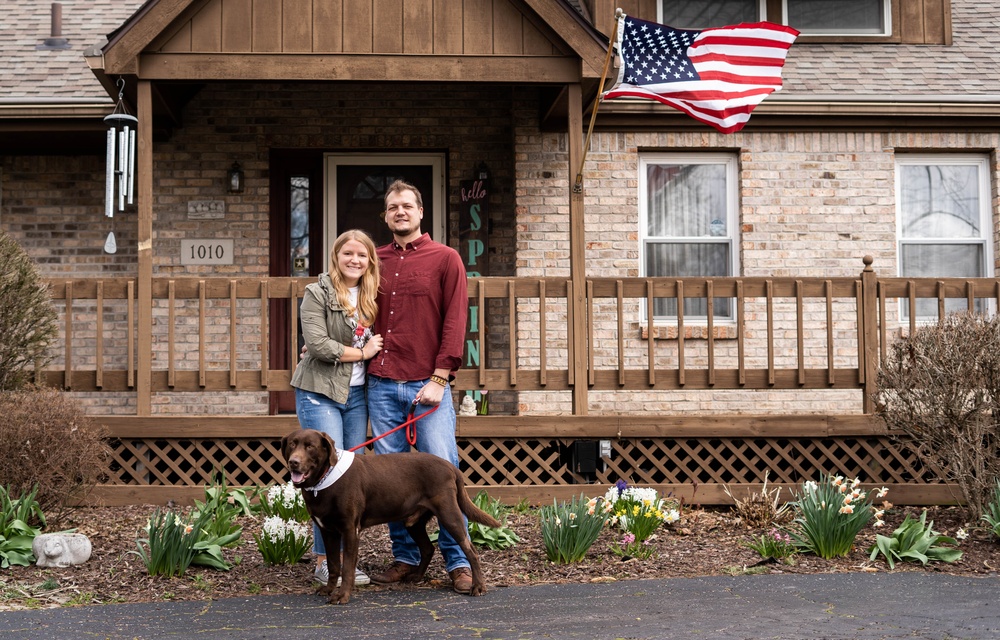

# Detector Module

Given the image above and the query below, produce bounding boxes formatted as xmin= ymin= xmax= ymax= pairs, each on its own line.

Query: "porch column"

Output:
xmin=567 ymin=84 xmax=588 ymax=415
xmin=136 ymin=80 xmax=153 ymax=416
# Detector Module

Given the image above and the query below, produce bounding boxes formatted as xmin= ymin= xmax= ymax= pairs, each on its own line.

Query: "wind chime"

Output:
xmin=103 ymin=78 xmax=137 ymax=254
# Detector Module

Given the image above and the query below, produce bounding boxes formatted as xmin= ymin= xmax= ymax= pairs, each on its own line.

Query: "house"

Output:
xmin=2 ymin=0 xmax=998 ymax=506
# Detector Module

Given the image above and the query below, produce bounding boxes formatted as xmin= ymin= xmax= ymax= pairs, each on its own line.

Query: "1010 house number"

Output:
xmin=180 ymin=239 xmax=234 ymax=265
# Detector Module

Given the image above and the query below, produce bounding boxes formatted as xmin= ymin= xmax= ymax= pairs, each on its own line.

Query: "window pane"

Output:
xmin=646 ymin=242 xmax=732 ymax=316
xmin=900 ymin=164 xmax=981 ymax=239
xmin=661 ymin=0 xmax=758 ymax=28
xmin=899 ymin=244 xmax=983 ymax=279
xmin=647 ymin=164 xmax=728 ymax=237
xmin=899 ymin=244 xmax=985 ymax=319
xmin=290 ymin=176 xmax=310 ymax=277
xmin=787 ymin=0 xmax=884 ymax=34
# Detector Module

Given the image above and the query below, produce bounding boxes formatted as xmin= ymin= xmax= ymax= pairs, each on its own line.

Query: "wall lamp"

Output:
xmin=227 ymin=161 xmax=245 ymax=194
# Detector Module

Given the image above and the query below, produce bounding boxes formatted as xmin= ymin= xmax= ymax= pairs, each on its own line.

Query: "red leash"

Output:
xmin=349 ymin=401 xmax=439 ymax=452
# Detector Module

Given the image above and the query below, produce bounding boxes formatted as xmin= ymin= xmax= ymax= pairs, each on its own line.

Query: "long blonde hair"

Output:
xmin=328 ymin=229 xmax=380 ymax=327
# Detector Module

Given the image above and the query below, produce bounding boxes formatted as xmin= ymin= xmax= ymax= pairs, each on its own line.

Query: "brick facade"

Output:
xmin=4 ymin=86 xmax=1000 ymax=417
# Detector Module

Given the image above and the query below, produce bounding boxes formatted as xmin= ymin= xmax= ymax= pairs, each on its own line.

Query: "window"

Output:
xmin=660 ymin=0 xmax=890 ymax=36
xmin=640 ymin=154 xmax=739 ymax=323
xmin=896 ymin=155 xmax=992 ymax=320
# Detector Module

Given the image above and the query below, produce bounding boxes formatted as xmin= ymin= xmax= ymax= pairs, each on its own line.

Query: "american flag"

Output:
xmin=602 ymin=15 xmax=798 ymax=134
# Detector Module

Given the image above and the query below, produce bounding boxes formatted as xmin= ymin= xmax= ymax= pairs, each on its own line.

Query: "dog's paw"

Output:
xmin=329 ymin=589 xmax=351 ymax=605
xmin=316 ymin=584 xmax=334 ymax=596
xmin=469 ymin=584 xmax=487 ymax=597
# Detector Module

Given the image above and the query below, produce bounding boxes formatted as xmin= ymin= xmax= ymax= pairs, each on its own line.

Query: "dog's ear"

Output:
xmin=280 ymin=431 xmax=297 ymax=461
xmin=319 ymin=431 xmax=338 ymax=468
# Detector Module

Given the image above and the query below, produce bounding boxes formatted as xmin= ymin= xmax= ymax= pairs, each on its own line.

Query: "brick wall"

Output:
xmin=4 ymin=89 xmax=1000 ymax=417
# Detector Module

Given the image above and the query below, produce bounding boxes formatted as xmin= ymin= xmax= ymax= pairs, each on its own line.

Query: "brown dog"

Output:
xmin=280 ymin=428 xmax=501 ymax=604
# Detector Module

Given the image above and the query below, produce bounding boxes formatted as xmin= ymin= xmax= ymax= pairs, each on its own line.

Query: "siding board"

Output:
xmin=403 ymin=0 xmax=434 ymax=54
xmin=221 ymin=0 xmax=253 ymax=52
xmin=161 ymin=22 xmax=192 ymax=52
xmin=313 ymin=0 xmax=343 ymax=52
xmin=493 ymin=0 xmax=523 ymax=54
xmin=282 ymin=0 xmax=313 ymax=52
xmin=343 ymin=0 xmax=374 ymax=52
xmin=252 ymin=0 xmax=283 ymax=51
xmin=522 ymin=19 xmax=554 ymax=55
xmin=190 ymin=1 xmax=222 ymax=52
xmin=433 ymin=0 xmax=463 ymax=53
xmin=374 ymin=0 xmax=404 ymax=53
xmin=463 ymin=0 xmax=493 ymax=54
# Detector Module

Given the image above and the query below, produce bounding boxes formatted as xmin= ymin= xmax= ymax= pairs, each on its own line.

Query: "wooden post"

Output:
xmin=136 ymin=80 xmax=153 ymax=416
xmin=568 ymin=84 xmax=588 ymax=416
xmin=860 ymin=255 xmax=879 ymax=414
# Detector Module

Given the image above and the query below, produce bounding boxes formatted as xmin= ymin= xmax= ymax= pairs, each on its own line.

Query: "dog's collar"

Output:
xmin=302 ymin=449 xmax=355 ymax=496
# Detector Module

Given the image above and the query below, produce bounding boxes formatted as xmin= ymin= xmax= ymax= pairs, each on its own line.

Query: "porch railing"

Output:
xmin=40 ymin=258 xmax=1000 ymax=505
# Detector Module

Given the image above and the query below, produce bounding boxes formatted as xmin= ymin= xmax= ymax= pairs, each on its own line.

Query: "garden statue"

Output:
xmin=33 ymin=532 xmax=93 ymax=567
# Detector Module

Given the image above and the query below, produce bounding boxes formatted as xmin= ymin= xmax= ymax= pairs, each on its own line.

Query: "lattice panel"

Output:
xmin=108 ymin=439 xmax=286 ymax=486
xmin=104 ymin=436 xmax=944 ymax=489
xmin=597 ymin=437 xmax=944 ymax=485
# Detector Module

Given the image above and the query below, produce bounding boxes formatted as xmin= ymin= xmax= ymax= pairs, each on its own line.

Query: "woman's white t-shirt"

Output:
xmin=347 ymin=286 xmax=368 ymax=387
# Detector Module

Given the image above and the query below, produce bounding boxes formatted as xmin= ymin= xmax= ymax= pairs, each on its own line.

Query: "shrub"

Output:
xmin=875 ymin=313 xmax=1000 ymax=519
xmin=0 ymin=231 xmax=58 ymax=391
xmin=0 ymin=387 xmax=110 ymax=517
xmin=789 ymin=474 xmax=887 ymax=559
xmin=539 ymin=495 xmax=606 ymax=564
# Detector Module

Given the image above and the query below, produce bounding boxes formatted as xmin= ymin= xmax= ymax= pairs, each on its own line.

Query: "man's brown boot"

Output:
xmin=449 ymin=567 xmax=473 ymax=594
xmin=370 ymin=561 xmax=419 ymax=584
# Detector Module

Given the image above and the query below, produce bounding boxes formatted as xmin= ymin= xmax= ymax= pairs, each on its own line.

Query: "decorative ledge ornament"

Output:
xmin=103 ymin=78 xmax=136 ymax=254
xmin=459 ymin=394 xmax=477 ymax=416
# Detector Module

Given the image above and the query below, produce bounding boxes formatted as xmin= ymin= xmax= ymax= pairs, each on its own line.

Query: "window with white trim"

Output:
xmin=659 ymin=0 xmax=890 ymax=36
xmin=640 ymin=153 xmax=739 ymax=323
xmin=896 ymin=155 xmax=992 ymax=320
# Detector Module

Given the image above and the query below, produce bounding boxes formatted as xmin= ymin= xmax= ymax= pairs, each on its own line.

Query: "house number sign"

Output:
xmin=180 ymin=239 xmax=234 ymax=265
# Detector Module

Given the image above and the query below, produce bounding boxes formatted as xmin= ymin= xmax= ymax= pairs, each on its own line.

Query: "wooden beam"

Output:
xmin=519 ymin=0 xmax=608 ymax=77
xmin=83 ymin=482 xmax=965 ymax=508
xmin=136 ymin=53 xmax=582 ymax=83
xmin=103 ymin=0 xmax=195 ymax=75
xmin=137 ymin=80 xmax=154 ymax=415
xmin=567 ymin=83 xmax=588 ymax=415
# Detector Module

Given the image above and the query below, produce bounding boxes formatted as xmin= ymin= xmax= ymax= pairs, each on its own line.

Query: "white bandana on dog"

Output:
xmin=303 ymin=449 xmax=355 ymax=496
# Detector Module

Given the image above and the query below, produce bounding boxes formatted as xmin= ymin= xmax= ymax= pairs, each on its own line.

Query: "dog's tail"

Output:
xmin=456 ymin=476 xmax=502 ymax=528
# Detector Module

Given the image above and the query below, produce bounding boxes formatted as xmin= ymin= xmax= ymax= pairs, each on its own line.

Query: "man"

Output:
xmin=366 ymin=179 xmax=473 ymax=594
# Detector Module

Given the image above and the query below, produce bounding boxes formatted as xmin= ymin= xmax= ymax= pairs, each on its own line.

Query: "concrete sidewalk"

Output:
xmin=2 ymin=573 xmax=998 ymax=639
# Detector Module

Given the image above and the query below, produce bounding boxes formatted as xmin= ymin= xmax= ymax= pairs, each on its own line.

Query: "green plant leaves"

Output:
xmin=868 ymin=509 xmax=963 ymax=569
xmin=468 ymin=491 xmax=520 ymax=551
xmin=0 ymin=484 xmax=45 ymax=568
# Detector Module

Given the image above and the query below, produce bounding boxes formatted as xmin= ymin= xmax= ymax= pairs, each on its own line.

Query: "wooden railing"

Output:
xmin=40 ymin=260 xmax=1000 ymax=505
xmin=43 ymin=261 xmax=1000 ymax=411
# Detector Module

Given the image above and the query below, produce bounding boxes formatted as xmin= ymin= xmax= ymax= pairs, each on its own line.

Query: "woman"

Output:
xmin=290 ymin=229 xmax=382 ymax=587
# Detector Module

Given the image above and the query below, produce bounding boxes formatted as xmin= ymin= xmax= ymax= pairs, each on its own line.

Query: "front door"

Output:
xmin=325 ymin=153 xmax=445 ymax=250
xmin=269 ymin=151 xmax=446 ymax=414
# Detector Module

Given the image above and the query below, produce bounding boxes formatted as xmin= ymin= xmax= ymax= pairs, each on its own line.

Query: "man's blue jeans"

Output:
xmin=366 ymin=375 xmax=470 ymax=572
xmin=295 ymin=385 xmax=368 ymax=555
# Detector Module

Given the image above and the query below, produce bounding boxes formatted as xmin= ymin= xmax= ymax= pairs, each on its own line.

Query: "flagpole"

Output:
xmin=574 ymin=8 xmax=622 ymax=193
